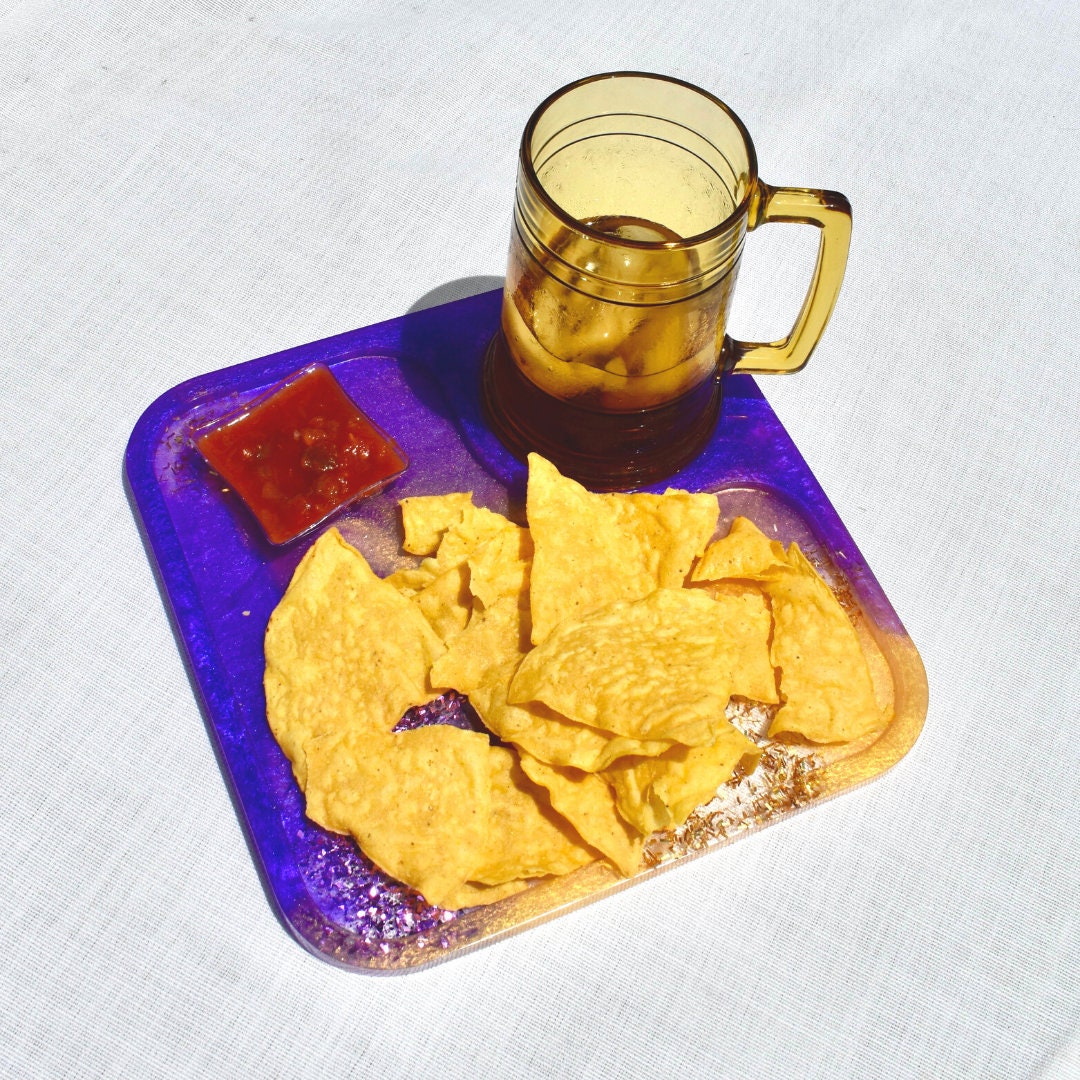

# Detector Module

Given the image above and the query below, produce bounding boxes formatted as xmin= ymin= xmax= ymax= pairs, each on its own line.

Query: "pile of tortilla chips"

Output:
xmin=264 ymin=453 xmax=887 ymax=910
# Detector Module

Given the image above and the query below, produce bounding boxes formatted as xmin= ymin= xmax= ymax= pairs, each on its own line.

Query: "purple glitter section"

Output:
xmin=393 ymin=689 xmax=488 ymax=734
xmin=124 ymin=287 xmax=910 ymax=971
xmin=292 ymin=820 xmax=454 ymax=942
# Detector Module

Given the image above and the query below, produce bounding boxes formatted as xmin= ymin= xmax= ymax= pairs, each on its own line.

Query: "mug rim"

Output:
xmin=519 ymin=71 xmax=760 ymax=250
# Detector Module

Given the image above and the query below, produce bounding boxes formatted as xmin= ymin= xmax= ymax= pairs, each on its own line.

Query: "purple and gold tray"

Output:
xmin=125 ymin=289 xmax=927 ymax=972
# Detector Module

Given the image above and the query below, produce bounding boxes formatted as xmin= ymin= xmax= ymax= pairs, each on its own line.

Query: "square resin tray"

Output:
xmin=125 ymin=288 xmax=927 ymax=972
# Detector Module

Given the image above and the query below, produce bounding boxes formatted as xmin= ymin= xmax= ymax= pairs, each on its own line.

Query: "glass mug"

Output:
xmin=482 ymin=71 xmax=852 ymax=490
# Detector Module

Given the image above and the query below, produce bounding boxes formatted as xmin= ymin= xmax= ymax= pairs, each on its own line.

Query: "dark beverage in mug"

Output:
xmin=483 ymin=327 xmax=722 ymax=491
xmin=483 ymin=73 xmax=852 ymax=489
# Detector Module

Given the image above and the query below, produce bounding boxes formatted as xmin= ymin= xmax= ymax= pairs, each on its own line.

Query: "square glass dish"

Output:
xmin=125 ymin=288 xmax=927 ymax=972
xmin=189 ymin=362 xmax=408 ymax=546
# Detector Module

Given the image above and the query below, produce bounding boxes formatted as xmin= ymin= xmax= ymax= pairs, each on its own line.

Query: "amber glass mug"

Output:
xmin=482 ymin=72 xmax=852 ymax=489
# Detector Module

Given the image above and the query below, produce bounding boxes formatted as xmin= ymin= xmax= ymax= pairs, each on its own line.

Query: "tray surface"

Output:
xmin=125 ymin=288 xmax=927 ymax=971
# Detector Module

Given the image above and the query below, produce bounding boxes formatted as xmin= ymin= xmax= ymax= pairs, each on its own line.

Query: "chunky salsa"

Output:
xmin=196 ymin=364 xmax=407 ymax=544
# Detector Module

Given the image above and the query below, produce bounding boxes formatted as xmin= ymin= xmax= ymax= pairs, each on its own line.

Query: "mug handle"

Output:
xmin=725 ymin=183 xmax=852 ymax=374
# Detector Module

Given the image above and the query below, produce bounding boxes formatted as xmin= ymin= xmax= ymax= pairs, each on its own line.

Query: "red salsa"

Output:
xmin=196 ymin=364 xmax=407 ymax=544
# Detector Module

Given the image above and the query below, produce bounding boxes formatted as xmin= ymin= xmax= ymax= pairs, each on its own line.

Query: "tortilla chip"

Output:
xmin=430 ymin=591 xmax=660 ymax=770
xmin=302 ymin=725 xmax=492 ymax=909
xmin=527 ymin=453 xmax=718 ymax=643
xmin=605 ymin=724 xmax=760 ymax=835
xmin=470 ymin=746 xmax=596 ymax=884
xmin=431 ymin=503 xmax=518 ymax=573
xmin=439 ymin=595 xmax=677 ymax=771
xmin=690 ymin=521 xmax=883 ymax=744
xmin=693 ymin=580 xmax=766 ymax=604
xmin=510 ymin=587 xmax=771 ymax=746
xmin=705 ymin=584 xmax=779 ymax=705
xmin=264 ymin=529 xmax=445 ymax=787
xmin=604 ymin=758 xmax=669 ymax=837
xmin=691 ymin=515 xmax=787 ymax=582
xmin=468 ymin=525 xmax=533 ymax=611
xmin=438 ymin=878 xmax=530 ymax=909
xmin=761 ymin=545 xmax=885 ymax=744
xmin=400 ymin=492 xmax=474 ymax=555
xmin=487 ymin=685 xmax=674 ymax=772
xmin=429 ymin=593 xmax=529 ymax=695
xmin=518 ymin=754 xmax=644 ymax=877
xmin=413 ymin=562 xmax=472 ymax=645
xmin=384 ymin=563 xmax=439 ymax=597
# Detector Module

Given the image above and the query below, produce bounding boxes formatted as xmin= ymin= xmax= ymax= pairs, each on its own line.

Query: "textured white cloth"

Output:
xmin=2 ymin=1 xmax=1078 ymax=1077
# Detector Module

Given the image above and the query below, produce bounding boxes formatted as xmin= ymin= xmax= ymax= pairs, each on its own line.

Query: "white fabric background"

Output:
xmin=2 ymin=0 xmax=1077 ymax=1077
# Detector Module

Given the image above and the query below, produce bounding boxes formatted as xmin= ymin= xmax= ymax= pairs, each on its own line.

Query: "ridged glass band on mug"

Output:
xmin=482 ymin=71 xmax=853 ymax=490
